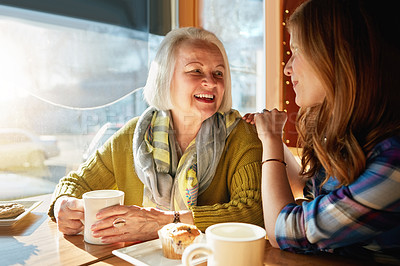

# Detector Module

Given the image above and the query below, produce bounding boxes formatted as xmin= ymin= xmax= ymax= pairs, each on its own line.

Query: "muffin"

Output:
xmin=158 ymin=222 xmax=202 ymax=259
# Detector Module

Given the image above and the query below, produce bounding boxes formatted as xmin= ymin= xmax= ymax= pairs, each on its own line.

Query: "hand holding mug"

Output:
xmin=90 ymin=205 xmax=167 ymax=244
xmin=82 ymin=190 xmax=125 ymax=245
xmin=54 ymin=196 xmax=84 ymax=235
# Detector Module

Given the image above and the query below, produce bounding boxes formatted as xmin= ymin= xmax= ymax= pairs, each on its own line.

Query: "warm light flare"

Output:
xmin=0 ymin=22 xmax=30 ymax=102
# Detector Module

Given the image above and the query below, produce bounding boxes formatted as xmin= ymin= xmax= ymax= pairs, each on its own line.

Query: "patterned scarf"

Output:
xmin=133 ymin=107 xmax=241 ymax=211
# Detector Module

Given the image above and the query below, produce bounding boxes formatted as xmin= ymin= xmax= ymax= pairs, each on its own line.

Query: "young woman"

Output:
xmin=49 ymin=27 xmax=263 ymax=243
xmin=244 ymin=0 xmax=400 ymax=263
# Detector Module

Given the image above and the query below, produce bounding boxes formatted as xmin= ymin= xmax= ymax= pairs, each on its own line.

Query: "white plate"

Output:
xmin=113 ymin=238 xmax=207 ymax=266
xmin=0 ymin=200 xmax=43 ymax=226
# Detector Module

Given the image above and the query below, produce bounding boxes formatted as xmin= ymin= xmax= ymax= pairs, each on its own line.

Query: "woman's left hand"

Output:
xmin=90 ymin=205 xmax=170 ymax=244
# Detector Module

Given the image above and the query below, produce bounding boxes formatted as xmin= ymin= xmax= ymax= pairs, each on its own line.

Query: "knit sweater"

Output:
xmin=48 ymin=117 xmax=263 ymax=231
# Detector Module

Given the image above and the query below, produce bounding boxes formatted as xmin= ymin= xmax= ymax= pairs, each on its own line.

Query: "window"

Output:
xmin=0 ymin=0 xmax=264 ymax=200
xmin=0 ymin=3 xmax=157 ymax=200
xmin=201 ymin=0 xmax=265 ymax=114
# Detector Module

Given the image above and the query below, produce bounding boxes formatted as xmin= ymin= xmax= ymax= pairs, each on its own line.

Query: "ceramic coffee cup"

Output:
xmin=82 ymin=190 xmax=124 ymax=245
xmin=182 ymin=222 xmax=266 ymax=266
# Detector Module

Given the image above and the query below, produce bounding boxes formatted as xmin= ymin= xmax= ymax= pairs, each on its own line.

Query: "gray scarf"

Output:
xmin=133 ymin=107 xmax=241 ymax=210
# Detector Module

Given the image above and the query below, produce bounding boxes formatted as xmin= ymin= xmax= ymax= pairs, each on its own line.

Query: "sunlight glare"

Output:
xmin=0 ymin=21 xmax=31 ymax=102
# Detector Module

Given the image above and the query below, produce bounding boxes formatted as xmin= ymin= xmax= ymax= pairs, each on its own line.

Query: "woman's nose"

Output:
xmin=284 ymin=58 xmax=293 ymax=76
xmin=202 ymin=74 xmax=217 ymax=88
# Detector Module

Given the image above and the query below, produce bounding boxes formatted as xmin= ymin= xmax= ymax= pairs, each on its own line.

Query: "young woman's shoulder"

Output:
xmin=380 ymin=135 xmax=400 ymax=149
xmin=367 ymin=135 xmax=400 ymax=162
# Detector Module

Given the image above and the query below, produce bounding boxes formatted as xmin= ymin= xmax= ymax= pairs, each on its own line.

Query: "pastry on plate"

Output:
xmin=0 ymin=203 xmax=25 ymax=219
xmin=158 ymin=222 xmax=202 ymax=259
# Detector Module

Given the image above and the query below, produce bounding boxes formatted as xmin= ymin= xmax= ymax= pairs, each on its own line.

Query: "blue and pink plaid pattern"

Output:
xmin=275 ymin=136 xmax=400 ymax=261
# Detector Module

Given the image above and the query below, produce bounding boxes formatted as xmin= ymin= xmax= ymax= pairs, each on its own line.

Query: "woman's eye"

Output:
xmin=214 ymin=71 xmax=224 ymax=78
xmin=190 ymin=69 xmax=202 ymax=74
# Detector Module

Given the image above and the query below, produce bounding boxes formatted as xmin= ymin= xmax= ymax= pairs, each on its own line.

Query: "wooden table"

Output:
xmin=0 ymin=194 xmax=370 ymax=265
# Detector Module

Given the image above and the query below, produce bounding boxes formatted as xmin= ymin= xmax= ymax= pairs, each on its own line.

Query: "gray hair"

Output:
xmin=143 ymin=27 xmax=232 ymax=112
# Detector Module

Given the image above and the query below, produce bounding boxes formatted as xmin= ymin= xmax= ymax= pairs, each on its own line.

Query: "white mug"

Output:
xmin=182 ymin=222 xmax=266 ymax=266
xmin=82 ymin=190 xmax=125 ymax=245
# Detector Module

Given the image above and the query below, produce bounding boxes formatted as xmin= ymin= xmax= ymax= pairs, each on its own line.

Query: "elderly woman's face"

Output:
xmin=170 ymin=40 xmax=225 ymax=123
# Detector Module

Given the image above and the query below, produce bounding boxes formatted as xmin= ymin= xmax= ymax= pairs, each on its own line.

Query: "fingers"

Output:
xmin=91 ymin=205 xmax=138 ymax=232
xmin=247 ymin=108 xmax=288 ymax=139
xmin=92 ymin=217 xmax=159 ymax=244
xmin=99 ymin=232 xmax=157 ymax=244
xmin=91 ymin=217 xmax=131 ymax=243
xmin=90 ymin=206 xmax=163 ymax=244
xmin=92 ymin=205 xmax=143 ymax=231
xmin=243 ymin=108 xmax=283 ymax=125
xmin=242 ymin=113 xmax=256 ymax=124
xmin=57 ymin=215 xmax=83 ymax=235
xmin=93 ymin=221 xmax=125 ymax=236
xmin=96 ymin=232 xmax=131 ymax=244
xmin=91 ymin=215 xmax=118 ymax=231
xmin=254 ymin=108 xmax=287 ymax=122
xmin=55 ymin=197 xmax=84 ymax=235
xmin=59 ymin=220 xmax=84 ymax=235
xmin=66 ymin=197 xmax=84 ymax=212
xmin=96 ymin=204 xmax=140 ymax=220
xmin=63 ymin=198 xmax=84 ymax=220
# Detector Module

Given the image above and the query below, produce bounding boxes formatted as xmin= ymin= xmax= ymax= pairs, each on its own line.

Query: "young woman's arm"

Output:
xmin=284 ymin=144 xmax=304 ymax=200
xmin=244 ymin=110 xmax=295 ymax=247
xmin=259 ymin=133 xmax=295 ymax=247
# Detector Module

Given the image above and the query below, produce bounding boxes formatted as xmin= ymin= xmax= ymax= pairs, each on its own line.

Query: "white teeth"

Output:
xmin=195 ymin=94 xmax=214 ymax=99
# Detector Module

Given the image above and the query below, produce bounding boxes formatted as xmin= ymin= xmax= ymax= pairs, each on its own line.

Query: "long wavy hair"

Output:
xmin=288 ymin=0 xmax=400 ymax=185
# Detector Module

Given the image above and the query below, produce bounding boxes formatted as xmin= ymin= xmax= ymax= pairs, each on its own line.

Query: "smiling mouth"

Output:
xmin=194 ymin=94 xmax=215 ymax=100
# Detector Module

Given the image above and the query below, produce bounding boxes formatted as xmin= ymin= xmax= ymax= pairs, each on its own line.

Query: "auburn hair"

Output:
xmin=288 ymin=0 xmax=400 ymax=185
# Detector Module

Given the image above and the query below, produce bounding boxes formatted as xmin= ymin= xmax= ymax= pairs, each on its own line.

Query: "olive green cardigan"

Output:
xmin=48 ymin=117 xmax=263 ymax=231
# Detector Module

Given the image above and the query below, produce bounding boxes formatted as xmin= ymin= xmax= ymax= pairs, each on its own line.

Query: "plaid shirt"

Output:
xmin=276 ymin=136 xmax=400 ymax=261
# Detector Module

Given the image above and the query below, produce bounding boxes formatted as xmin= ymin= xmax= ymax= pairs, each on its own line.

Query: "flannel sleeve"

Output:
xmin=275 ymin=137 xmax=400 ymax=253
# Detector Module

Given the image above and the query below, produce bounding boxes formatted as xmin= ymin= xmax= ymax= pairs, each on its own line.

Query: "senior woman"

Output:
xmin=48 ymin=27 xmax=263 ymax=244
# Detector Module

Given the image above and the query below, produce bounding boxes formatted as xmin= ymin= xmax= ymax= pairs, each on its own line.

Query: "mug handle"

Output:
xmin=182 ymin=243 xmax=212 ymax=266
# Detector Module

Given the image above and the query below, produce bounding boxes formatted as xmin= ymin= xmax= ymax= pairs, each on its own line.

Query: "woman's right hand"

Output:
xmin=54 ymin=196 xmax=84 ymax=235
xmin=254 ymin=109 xmax=287 ymax=140
xmin=243 ymin=108 xmax=287 ymax=141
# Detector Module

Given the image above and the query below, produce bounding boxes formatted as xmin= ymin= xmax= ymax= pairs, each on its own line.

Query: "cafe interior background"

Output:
xmin=0 ymin=0 xmax=303 ymax=201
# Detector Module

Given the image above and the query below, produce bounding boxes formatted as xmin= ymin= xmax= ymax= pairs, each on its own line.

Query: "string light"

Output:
xmin=283 ymin=3 xmax=296 ymax=146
